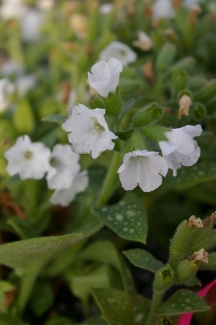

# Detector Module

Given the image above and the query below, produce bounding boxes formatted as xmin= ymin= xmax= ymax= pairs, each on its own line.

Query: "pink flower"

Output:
xmin=177 ymin=279 xmax=216 ymax=325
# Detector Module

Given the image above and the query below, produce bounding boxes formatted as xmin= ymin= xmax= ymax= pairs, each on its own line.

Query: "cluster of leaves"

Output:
xmin=1 ymin=0 xmax=216 ymax=325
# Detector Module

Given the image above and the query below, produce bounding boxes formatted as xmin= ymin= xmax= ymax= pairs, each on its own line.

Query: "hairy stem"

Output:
xmin=96 ymin=151 xmax=121 ymax=207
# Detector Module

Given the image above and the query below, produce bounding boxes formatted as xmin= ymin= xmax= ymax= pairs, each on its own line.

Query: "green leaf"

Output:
xmin=132 ymin=103 xmax=163 ymax=127
xmin=193 ymin=79 xmax=216 ymax=104
xmin=164 ymin=164 xmax=216 ymax=189
xmin=119 ymin=98 xmax=135 ymax=118
xmin=6 ymin=217 xmax=39 ymax=239
xmin=93 ymin=193 xmax=148 ymax=244
xmin=29 ymin=281 xmax=54 ymax=316
xmin=133 ymin=295 xmax=150 ymax=325
xmin=156 ymin=289 xmax=209 ymax=316
xmin=123 ymin=249 xmax=164 ymax=273
xmin=80 ymin=315 xmax=108 ymax=325
xmin=156 ymin=43 xmax=176 ymax=71
xmin=45 ymin=317 xmax=76 ymax=325
xmin=67 ymin=265 xmax=112 ymax=306
xmin=91 ymin=288 xmax=134 ymax=325
xmin=0 ymin=221 xmax=101 ymax=315
xmin=0 ymin=312 xmax=26 ymax=325
xmin=115 ymin=130 xmax=133 ymax=141
xmin=7 ymin=174 xmax=21 ymax=188
xmin=13 ymin=100 xmax=35 ymax=133
xmin=41 ymin=114 xmax=67 ymax=125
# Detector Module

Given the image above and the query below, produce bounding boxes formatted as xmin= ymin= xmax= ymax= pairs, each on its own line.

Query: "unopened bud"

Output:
xmin=154 ymin=265 xmax=174 ymax=291
xmin=188 ymin=248 xmax=208 ymax=264
xmin=178 ymin=94 xmax=192 ymax=118
xmin=142 ymin=61 xmax=154 ymax=85
xmin=175 ymin=259 xmax=197 ymax=283
xmin=133 ymin=31 xmax=153 ymax=51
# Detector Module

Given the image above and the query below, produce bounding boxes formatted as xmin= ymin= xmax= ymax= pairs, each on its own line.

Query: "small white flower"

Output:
xmin=159 ymin=125 xmax=202 ymax=176
xmin=46 ymin=144 xmax=80 ymax=190
xmin=183 ymin=0 xmax=201 ymax=9
xmin=21 ymin=9 xmax=43 ymax=42
xmin=62 ymin=104 xmax=117 ymax=159
xmin=50 ymin=171 xmax=88 ymax=206
xmin=100 ymin=4 xmax=113 ymax=14
xmin=133 ymin=31 xmax=153 ymax=51
xmin=118 ymin=150 xmax=168 ymax=192
xmin=0 ymin=78 xmax=14 ymax=112
xmin=0 ymin=60 xmax=24 ymax=76
xmin=88 ymin=59 xmax=123 ymax=98
xmin=16 ymin=74 xmax=36 ymax=96
xmin=4 ymin=135 xmax=51 ymax=180
xmin=99 ymin=41 xmax=137 ymax=67
xmin=38 ymin=0 xmax=54 ymax=10
xmin=0 ymin=0 xmax=27 ymax=20
xmin=152 ymin=0 xmax=175 ymax=20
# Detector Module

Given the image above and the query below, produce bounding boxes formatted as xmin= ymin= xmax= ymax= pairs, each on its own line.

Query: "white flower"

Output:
xmin=46 ymin=144 xmax=80 ymax=190
xmin=159 ymin=125 xmax=202 ymax=176
xmin=38 ymin=0 xmax=54 ymax=10
xmin=100 ymin=4 xmax=113 ymax=14
xmin=0 ymin=60 xmax=24 ymax=76
xmin=16 ymin=74 xmax=36 ymax=96
xmin=118 ymin=150 xmax=168 ymax=192
xmin=62 ymin=104 xmax=117 ymax=159
xmin=4 ymin=135 xmax=51 ymax=180
xmin=152 ymin=0 xmax=175 ymax=20
xmin=0 ymin=0 xmax=27 ymax=20
xmin=88 ymin=59 xmax=123 ymax=98
xmin=50 ymin=171 xmax=88 ymax=206
xmin=21 ymin=9 xmax=43 ymax=42
xmin=99 ymin=41 xmax=137 ymax=67
xmin=0 ymin=79 xmax=14 ymax=112
xmin=133 ymin=31 xmax=153 ymax=51
xmin=183 ymin=0 xmax=201 ymax=9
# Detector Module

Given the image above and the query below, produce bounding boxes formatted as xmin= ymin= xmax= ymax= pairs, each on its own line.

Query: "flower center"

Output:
xmin=93 ymin=120 xmax=105 ymax=132
xmin=50 ymin=157 xmax=61 ymax=167
xmin=119 ymin=49 xmax=126 ymax=56
xmin=23 ymin=150 xmax=33 ymax=159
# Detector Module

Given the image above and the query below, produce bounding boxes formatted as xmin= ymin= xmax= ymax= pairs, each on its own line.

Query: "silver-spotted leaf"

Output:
xmin=156 ymin=289 xmax=209 ymax=316
xmin=93 ymin=193 xmax=148 ymax=243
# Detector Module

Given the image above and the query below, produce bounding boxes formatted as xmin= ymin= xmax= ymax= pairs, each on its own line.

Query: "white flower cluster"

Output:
xmin=4 ymin=136 xmax=88 ymax=206
xmin=61 ymin=58 xmax=202 ymax=193
xmin=118 ymin=125 xmax=202 ymax=192
xmin=4 ymin=56 xmax=202 ymax=199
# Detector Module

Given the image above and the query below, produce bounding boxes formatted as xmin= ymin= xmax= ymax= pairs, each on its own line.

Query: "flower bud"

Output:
xmin=193 ymin=79 xmax=216 ymax=104
xmin=154 ymin=265 xmax=174 ymax=291
xmin=172 ymin=70 xmax=188 ymax=100
xmin=175 ymin=259 xmax=197 ymax=283
xmin=178 ymin=94 xmax=192 ymax=118
xmin=169 ymin=219 xmax=198 ymax=265
xmin=156 ymin=43 xmax=176 ymax=71
xmin=191 ymin=103 xmax=206 ymax=122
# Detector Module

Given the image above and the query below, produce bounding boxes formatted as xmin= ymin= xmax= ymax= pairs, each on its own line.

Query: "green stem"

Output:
xmin=146 ymin=289 xmax=164 ymax=325
xmin=96 ymin=151 xmax=121 ymax=207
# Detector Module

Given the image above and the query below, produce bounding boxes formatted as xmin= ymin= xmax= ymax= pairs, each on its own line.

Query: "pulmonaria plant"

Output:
xmin=88 ymin=58 xmax=123 ymax=97
xmin=62 ymin=104 xmax=117 ymax=159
